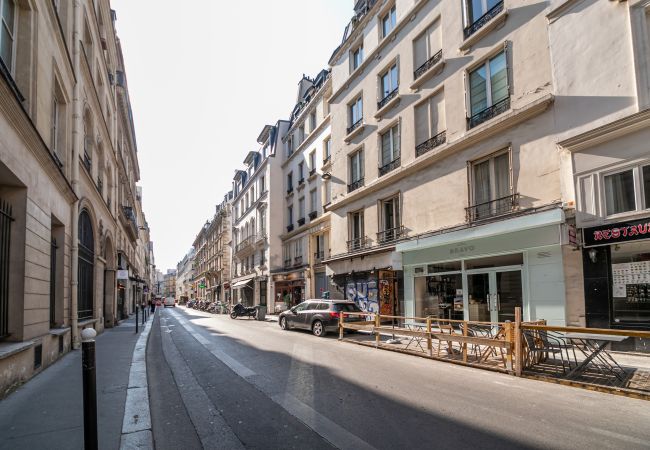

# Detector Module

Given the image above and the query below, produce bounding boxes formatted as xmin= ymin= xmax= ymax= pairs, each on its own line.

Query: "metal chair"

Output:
xmin=523 ymin=330 xmax=575 ymax=374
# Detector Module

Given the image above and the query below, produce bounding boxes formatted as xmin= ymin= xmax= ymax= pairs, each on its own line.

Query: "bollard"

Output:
xmin=135 ymin=306 xmax=139 ymax=334
xmin=142 ymin=304 xmax=145 ymax=325
xmin=81 ymin=328 xmax=98 ymax=450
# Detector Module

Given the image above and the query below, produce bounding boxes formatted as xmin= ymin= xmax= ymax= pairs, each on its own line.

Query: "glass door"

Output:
xmin=495 ymin=270 xmax=522 ymax=322
xmin=467 ymin=273 xmax=491 ymax=322
xmin=467 ymin=269 xmax=522 ymax=322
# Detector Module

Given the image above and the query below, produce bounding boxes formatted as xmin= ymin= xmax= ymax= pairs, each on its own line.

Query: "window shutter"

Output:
xmin=413 ymin=32 xmax=427 ymax=71
xmin=429 ymin=21 xmax=441 ymax=55
xmin=462 ymin=0 xmax=469 ymax=29
xmin=503 ymin=41 xmax=511 ymax=95
xmin=414 ymin=101 xmax=429 ymax=144
xmin=463 ymin=70 xmax=470 ymax=119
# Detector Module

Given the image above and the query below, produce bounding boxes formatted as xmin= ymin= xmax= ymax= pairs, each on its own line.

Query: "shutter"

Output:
xmin=381 ymin=132 xmax=391 ymax=165
xmin=463 ymin=71 xmax=470 ymax=119
xmin=413 ymin=32 xmax=427 ymax=71
xmin=360 ymin=149 xmax=365 ymax=178
xmin=462 ymin=0 xmax=469 ymax=29
xmin=414 ymin=101 xmax=429 ymax=145
xmin=429 ymin=20 xmax=441 ymax=54
xmin=434 ymin=91 xmax=446 ymax=133
xmin=393 ymin=124 xmax=401 ymax=159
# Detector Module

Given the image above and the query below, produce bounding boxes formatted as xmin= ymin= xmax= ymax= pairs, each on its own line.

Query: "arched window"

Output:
xmin=78 ymin=209 xmax=94 ymax=320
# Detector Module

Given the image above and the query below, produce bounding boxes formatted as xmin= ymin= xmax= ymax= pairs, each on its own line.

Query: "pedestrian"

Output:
xmin=150 ymin=297 xmax=155 ymax=314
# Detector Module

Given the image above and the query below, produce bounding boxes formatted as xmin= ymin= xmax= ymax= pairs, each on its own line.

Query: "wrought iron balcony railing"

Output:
xmin=465 ymin=193 xmax=519 ymax=222
xmin=347 ymin=119 xmax=363 ymax=135
xmin=377 ymin=225 xmax=405 ymax=244
xmin=297 ymin=217 xmax=305 ymax=226
xmin=413 ymin=49 xmax=442 ymax=80
xmin=284 ymin=258 xmax=292 ymax=268
xmin=287 ymin=224 xmax=294 ymax=233
xmin=287 ymin=187 xmax=294 ymax=195
xmin=378 ymin=157 xmax=400 ymax=177
xmin=308 ymin=211 xmax=317 ymax=220
xmin=468 ymin=97 xmax=510 ymax=129
xmin=82 ymin=152 xmax=92 ymax=172
xmin=377 ymin=87 xmax=398 ymax=110
xmin=294 ymin=256 xmax=303 ymax=266
xmin=235 ymin=235 xmax=256 ymax=253
xmin=314 ymin=251 xmax=325 ymax=264
xmin=464 ymin=1 xmax=504 ymax=39
xmin=348 ymin=178 xmax=364 ymax=193
xmin=323 ymin=155 xmax=331 ymax=165
xmin=298 ymin=178 xmax=305 ymax=186
xmin=347 ymin=237 xmax=368 ymax=252
xmin=309 ymin=168 xmax=316 ymax=177
xmin=415 ymin=130 xmax=446 ymax=157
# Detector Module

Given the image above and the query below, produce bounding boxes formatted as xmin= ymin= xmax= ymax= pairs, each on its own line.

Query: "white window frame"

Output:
xmin=0 ymin=0 xmax=17 ymax=73
xmin=298 ymin=196 xmax=305 ymax=219
xmin=412 ymin=18 xmax=441 ymax=73
xmin=351 ymin=44 xmax=364 ymax=72
xmin=598 ymin=162 xmax=650 ymax=219
xmin=323 ymin=136 xmax=331 ymax=161
xmin=349 ymin=148 xmax=364 ymax=183
xmin=309 ymin=189 xmax=317 ymax=213
xmin=379 ymin=121 xmax=401 ymax=166
xmin=349 ymin=95 xmax=363 ymax=127
xmin=468 ymin=148 xmax=512 ymax=206
xmin=465 ymin=45 xmax=509 ymax=118
xmin=349 ymin=210 xmax=365 ymax=242
xmin=380 ymin=194 xmax=401 ymax=232
xmin=381 ymin=5 xmax=397 ymax=39
xmin=378 ymin=61 xmax=399 ymax=101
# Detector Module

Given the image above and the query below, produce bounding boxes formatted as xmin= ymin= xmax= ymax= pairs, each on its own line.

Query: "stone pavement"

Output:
xmin=0 ymin=313 xmax=153 ymax=450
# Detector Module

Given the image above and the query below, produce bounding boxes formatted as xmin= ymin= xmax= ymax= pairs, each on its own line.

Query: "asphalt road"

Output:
xmin=148 ymin=306 xmax=650 ymax=450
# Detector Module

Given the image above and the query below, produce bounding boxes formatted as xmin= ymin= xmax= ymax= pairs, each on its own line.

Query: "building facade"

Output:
xmin=176 ymin=247 xmax=195 ymax=302
xmin=0 ymin=0 xmax=152 ymax=396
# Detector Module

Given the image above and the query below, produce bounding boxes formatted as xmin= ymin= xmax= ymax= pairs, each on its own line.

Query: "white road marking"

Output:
xmin=169 ymin=308 xmax=376 ymax=450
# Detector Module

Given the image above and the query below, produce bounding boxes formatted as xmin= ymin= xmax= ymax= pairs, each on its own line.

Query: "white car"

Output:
xmin=163 ymin=297 xmax=176 ymax=307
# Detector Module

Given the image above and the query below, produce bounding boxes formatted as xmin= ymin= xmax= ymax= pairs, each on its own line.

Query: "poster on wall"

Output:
xmin=378 ymin=270 xmax=395 ymax=316
xmin=612 ymin=261 xmax=650 ymax=298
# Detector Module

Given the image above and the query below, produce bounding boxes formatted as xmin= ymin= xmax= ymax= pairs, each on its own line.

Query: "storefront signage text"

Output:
xmin=449 ymin=245 xmax=475 ymax=255
xmin=583 ymin=218 xmax=650 ymax=247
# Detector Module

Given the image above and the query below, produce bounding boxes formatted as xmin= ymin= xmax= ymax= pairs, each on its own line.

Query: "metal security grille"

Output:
xmin=0 ymin=198 xmax=13 ymax=339
xmin=50 ymin=237 xmax=58 ymax=327
xmin=78 ymin=210 xmax=94 ymax=320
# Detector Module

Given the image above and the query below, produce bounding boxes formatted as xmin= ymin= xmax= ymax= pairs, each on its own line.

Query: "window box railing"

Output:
xmin=284 ymin=258 xmax=292 ymax=268
xmin=235 ymin=235 xmax=256 ymax=253
xmin=347 ymin=237 xmax=368 ymax=252
xmin=294 ymin=256 xmax=303 ymax=266
xmin=415 ymin=130 xmax=446 ymax=157
xmin=287 ymin=187 xmax=294 ymax=195
xmin=348 ymin=178 xmax=364 ymax=193
xmin=297 ymin=217 xmax=305 ymax=226
xmin=97 ymin=177 xmax=103 ymax=193
xmin=82 ymin=152 xmax=92 ymax=172
xmin=347 ymin=119 xmax=363 ymax=135
xmin=309 ymin=168 xmax=316 ymax=177
xmin=377 ymin=225 xmax=405 ymax=244
xmin=298 ymin=178 xmax=305 ymax=186
xmin=377 ymin=87 xmax=398 ymax=110
xmin=465 ymin=193 xmax=519 ymax=222
xmin=323 ymin=155 xmax=331 ymax=165
xmin=414 ymin=49 xmax=443 ymax=80
xmin=468 ymin=97 xmax=510 ymax=129
xmin=378 ymin=157 xmax=401 ymax=177
xmin=464 ymin=1 xmax=504 ymax=39
xmin=314 ymin=251 xmax=325 ymax=263
xmin=287 ymin=224 xmax=294 ymax=233
xmin=308 ymin=211 xmax=317 ymax=220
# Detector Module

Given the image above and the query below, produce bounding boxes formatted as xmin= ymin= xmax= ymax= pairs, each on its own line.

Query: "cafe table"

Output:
xmin=563 ymin=332 xmax=628 ymax=382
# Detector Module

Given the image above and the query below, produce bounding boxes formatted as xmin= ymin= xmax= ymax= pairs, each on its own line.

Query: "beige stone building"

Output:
xmin=176 ymin=247 xmax=195 ymax=302
xmin=0 ymin=0 xmax=151 ymax=396
xmin=272 ymin=70 xmax=333 ymax=311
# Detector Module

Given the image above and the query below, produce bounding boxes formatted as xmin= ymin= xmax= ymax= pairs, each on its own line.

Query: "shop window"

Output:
xmin=414 ymin=274 xmax=463 ymax=320
xmin=427 ymin=261 xmax=462 ymax=273
xmin=611 ymin=243 xmax=650 ymax=326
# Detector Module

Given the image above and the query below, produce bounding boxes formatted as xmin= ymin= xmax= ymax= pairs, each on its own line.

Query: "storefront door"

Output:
xmin=467 ymin=269 xmax=522 ymax=323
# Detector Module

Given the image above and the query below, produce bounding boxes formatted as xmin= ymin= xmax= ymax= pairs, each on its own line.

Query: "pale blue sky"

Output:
xmin=110 ymin=0 xmax=353 ymax=272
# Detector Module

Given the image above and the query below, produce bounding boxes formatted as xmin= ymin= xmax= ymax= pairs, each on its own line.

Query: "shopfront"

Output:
xmin=582 ymin=218 xmax=650 ymax=331
xmin=397 ymin=208 xmax=569 ymax=325
xmin=273 ymin=273 xmax=305 ymax=312
xmin=232 ymin=277 xmax=254 ymax=306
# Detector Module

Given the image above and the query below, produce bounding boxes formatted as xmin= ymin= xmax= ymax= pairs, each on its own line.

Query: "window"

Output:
xmin=298 ymin=197 xmax=305 ymax=219
xmin=260 ymin=209 xmax=266 ymax=235
xmin=602 ymin=167 xmax=650 ymax=217
xmin=323 ymin=179 xmax=331 ymax=205
xmin=310 ymin=189 xmax=317 ymax=213
xmin=468 ymin=50 xmax=509 ymax=127
xmin=259 ymin=176 xmax=265 ymax=193
xmin=349 ymin=149 xmax=364 ymax=185
xmin=351 ymin=45 xmax=363 ymax=71
xmin=309 ymin=151 xmax=316 ymax=172
xmin=287 ymin=205 xmax=293 ymax=225
xmin=298 ymin=125 xmax=305 ymax=145
xmin=0 ymin=0 xmax=16 ymax=71
xmin=381 ymin=5 xmax=396 ymax=38
xmin=380 ymin=196 xmax=402 ymax=242
xmin=379 ymin=63 xmax=398 ymax=101
xmin=323 ymin=137 xmax=331 ymax=162
xmin=309 ymin=111 xmax=316 ymax=131
xmin=644 ymin=166 xmax=650 ymax=207
xmin=413 ymin=20 xmax=442 ymax=78
xmin=51 ymin=92 xmax=63 ymax=162
xmin=466 ymin=0 xmax=502 ymax=28
xmin=287 ymin=172 xmax=293 ymax=192
xmin=349 ymin=211 xmax=365 ymax=250
xmin=286 ymin=136 xmax=294 ymax=157
xmin=349 ymin=96 xmax=363 ymax=128
xmin=470 ymin=151 xmax=512 ymax=221
xmin=380 ymin=124 xmax=400 ymax=168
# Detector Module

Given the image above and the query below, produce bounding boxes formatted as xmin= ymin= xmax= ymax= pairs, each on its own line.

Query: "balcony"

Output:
xmin=314 ymin=251 xmax=325 ymax=264
xmin=120 ymin=206 xmax=138 ymax=242
xmin=82 ymin=152 xmax=92 ymax=172
xmin=298 ymin=178 xmax=305 ymax=188
xmin=378 ymin=157 xmax=400 ymax=177
xmin=294 ymin=256 xmax=303 ymax=267
xmin=468 ymin=97 xmax=510 ymax=129
xmin=377 ymin=225 xmax=405 ymax=244
xmin=347 ymin=237 xmax=368 ymax=252
xmin=297 ymin=217 xmax=305 ymax=226
xmin=284 ymin=258 xmax=292 ymax=269
xmin=235 ymin=235 xmax=256 ymax=254
xmin=347 ymin=119 xmax=362 ymax=135
xmin=255 ymin=232 xmax=267 ymax=245
xmin=287 ymin=187 xmax=294 ymax=196
xmin=309 ymin=168 xmax=317 ymax=177
xmin=414 ymin=49 xmax=443 ymax=81
xmin=308 ymin=211 xmax=317 ymax=221
xmin=465 ymin=193 xmax=520 ymax=222
xmin=464 ymin=1 xmax=504 ymax=40
xmin=348 ymin=178 xmax=364 ymax=193
xmin=415 ymin=130 xmax=446 ymax=157
xmin=377 ymin=87 xmax=398 ymax=110
xmin=287 ymin=224 xmax=294 ymax=233
xmin=323 ymin=155 xmax=331 ymax=166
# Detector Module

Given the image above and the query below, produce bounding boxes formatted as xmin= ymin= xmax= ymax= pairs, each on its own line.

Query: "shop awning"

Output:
xmin=232 ymin=278 xmax=254 ymax=289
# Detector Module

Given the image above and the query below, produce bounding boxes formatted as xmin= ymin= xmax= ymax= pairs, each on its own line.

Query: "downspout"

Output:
xmin=70 ymin=0 xmax=82 ymax=349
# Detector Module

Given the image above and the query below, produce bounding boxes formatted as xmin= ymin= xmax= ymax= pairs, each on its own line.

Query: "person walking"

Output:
xmin=150 ymin=298 xmax=156 ymax=314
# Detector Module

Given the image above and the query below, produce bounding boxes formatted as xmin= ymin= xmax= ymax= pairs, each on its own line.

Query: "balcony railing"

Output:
xmin=235 ymin=235 xmax=256 ymax=253
xmin=377 ymin=87 xmax=398 ymax=110
xmin=287 ymin=187 xmax=294 ymax=195
xmin=465 ymin=193 xmax=519 ymax=222
xmin=323 ymin=155 xmax=331 ymax=165
xmin=284 ymin=258 xmax=292 ymax=268
xmin=294 ymin=256 xmax=303 ymax=267
xmin=377 ymin=225 xmax=405 ymax=244
xmin=82 ymin=152 xmax=92 ymax=172
xmin=97 ymin=177 xmax=103 ymax=193
xmin=378 ymin=157 xmax=400 ymax=177
xmin=413 ymin=49 xmax=443 ymax=80
xmin=415 ymin=130 xmax=446 ymax=157
xmin=348 ymin=178 xmax=364 ymax=193
xmin=298 ymin=178 xmax=305 ymax=186
xmin=314 ymin=251 xmax=325 ymax=264
xmin=308 ymin=211 xmax=317 ymax=220
xmin=347 ymin=119 xmax=362 ymax=135
xmin=287 ymin=224 xmax=294 ymax=233
xmin=297 ymin=217 xmax=305 ymax=226
xmin=347 ymin=237 xmax=368 ymax=252
xmin=464 ymin=1 xmax=504 ymax=39
xmin=468 ymin=97 xmax=510 ymax=129
xmin=309 ymin=168 xmax=316 ymax=177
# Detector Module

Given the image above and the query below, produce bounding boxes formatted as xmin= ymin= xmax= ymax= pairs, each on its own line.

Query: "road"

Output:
xmin=147 ymin=306 xmax=650 ymax=450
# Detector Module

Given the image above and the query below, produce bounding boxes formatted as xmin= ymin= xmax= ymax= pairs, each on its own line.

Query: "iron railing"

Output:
xmin=347 ymin=119 xmax=363 ymax=135
xmin=377 ymin=225 xmax=405 ymax=244
xmin=348 ymin=178 xmax=364 ymax=193
xmin=235 ymin=235 xmax=256 ymax=253
xmin=82 ymin=152 xmax=92 ymax=172
xmin=413 ymin=49 xmax=442 ymax=80
xmin=379 ymin=157 xmax=401 ymax=177
xmin=347 ymin=237 xmax=368 ymax=252
xmin=298 ymin=178 xmax=305 ymax=186
xmin=308 ymin=211 xmax=318 ymax=220
xmin=323 ymin=155 xmax=331 ymax=165
xmin=287 ymin=224 xmax=294 ymax=233
xmin=50 ymin=238 xmax=58 ymax=327
xmin=415 ymin=130 xmax=446 ymax=157
xmin=314 ymin=251 xmax=325 ymax=263
xmin=377 ymin=87 xmax=398 ymax=110
xmin=465 ymin=193 xmax=519 ymax=222
xmin=294 ymin=256 xmax=303 ymax=266
xmin=297 ymin=217 xmax=305 ymax=226
xmin=468 ymin=97 xmax=510 ymax=129
xmin=287 ymin=187 xmax=294 ymax=195
xmin=464 ymin=1 xmax=504 ymax=39
xmin=309 ymin=168 xmax=316 ymax=177
xmin=0 ymin=199 xmax=14 ymax=339
xmin=284 ymin=258 xmax=292 ymax=268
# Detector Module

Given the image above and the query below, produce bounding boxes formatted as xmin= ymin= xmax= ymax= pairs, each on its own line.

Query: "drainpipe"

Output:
xmin=70 ymin=0 xmax=82 ymax=349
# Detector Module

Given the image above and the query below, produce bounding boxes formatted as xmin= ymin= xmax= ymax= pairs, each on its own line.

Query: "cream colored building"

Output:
xmin=176 ymin=247 xmax=195 ymax=302
xmin=0 ymin=0 xmax=151 ymax=396
xmin=272 ymin=70 xmax=333 ymax=311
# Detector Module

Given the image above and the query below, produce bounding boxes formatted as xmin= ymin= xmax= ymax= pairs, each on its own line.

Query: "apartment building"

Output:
xmin=176 ymin=247 xmax=195 ymax=302
xmin=192 ymin=221 xmax=210 ymax=299
xmin=272 ymin=71 xmax=333 ymax=311
xmin=0 ymin=0 xmax=152 ymax=396
xmin=325 ymin=0 xmax=573 ymax=324
xmin=231 ymin=122 xmax=289 ymax=312
xmin=163 ymin=270 xmax=177 ymax=298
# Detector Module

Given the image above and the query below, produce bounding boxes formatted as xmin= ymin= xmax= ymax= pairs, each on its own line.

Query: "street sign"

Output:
xmin=199 ymin=284 xmax=206 ymax=288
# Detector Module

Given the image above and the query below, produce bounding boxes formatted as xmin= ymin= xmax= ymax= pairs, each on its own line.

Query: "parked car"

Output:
xmin=163 ymin=297 xmax=176 ymax=307
xmin=278 ymin=300 xmax=365 ymax=337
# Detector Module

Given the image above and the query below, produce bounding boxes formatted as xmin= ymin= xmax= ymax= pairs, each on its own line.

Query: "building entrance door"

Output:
xmin=466 ymin=269 xmax=522 ymax=322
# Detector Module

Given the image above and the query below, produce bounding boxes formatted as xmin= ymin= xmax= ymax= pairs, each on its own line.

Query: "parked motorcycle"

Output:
xmin=229 ymin=303 xmax=258 ymax=319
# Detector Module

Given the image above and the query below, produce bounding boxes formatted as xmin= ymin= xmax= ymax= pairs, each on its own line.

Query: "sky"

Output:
xmin=110 ymin=0 xmax=353 ymax=273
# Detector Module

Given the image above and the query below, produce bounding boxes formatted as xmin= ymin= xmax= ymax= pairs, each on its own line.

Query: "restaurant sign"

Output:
xmin=583 ymin=218 xmax=650 ymax=247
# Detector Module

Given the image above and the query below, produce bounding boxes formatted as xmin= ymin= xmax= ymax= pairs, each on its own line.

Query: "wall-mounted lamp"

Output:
xmin=588 ymin=248 xmax=598 ymax=264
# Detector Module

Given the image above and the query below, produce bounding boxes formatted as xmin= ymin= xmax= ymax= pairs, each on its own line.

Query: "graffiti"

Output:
xmin=346 ymin=280 xmax=378 ymax=317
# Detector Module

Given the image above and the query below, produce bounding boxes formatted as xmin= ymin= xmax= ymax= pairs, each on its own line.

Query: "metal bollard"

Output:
xmin=142 ymin=305 xmax=145 ymax=325
xmin=81 ymin=328 xmax=98 ymax=450
xmin=135 ymin=306 xmax=139 ymax=333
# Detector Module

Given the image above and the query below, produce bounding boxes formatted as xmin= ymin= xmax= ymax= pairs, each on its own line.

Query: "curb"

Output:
xmin=120 ymin=312 xmax=155 ymax=449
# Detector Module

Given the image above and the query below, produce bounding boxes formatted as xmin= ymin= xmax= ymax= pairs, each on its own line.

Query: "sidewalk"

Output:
xmin=0 ymin=313 xmax=151 ymax=450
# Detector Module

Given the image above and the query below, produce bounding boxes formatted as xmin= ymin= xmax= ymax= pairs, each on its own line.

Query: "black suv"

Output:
xmin=278 ymin=300 xmax=364 ymax=337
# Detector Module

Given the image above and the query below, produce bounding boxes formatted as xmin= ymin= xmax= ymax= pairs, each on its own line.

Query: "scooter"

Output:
xmin=230 ymin=303 xmax=258 ymax=319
